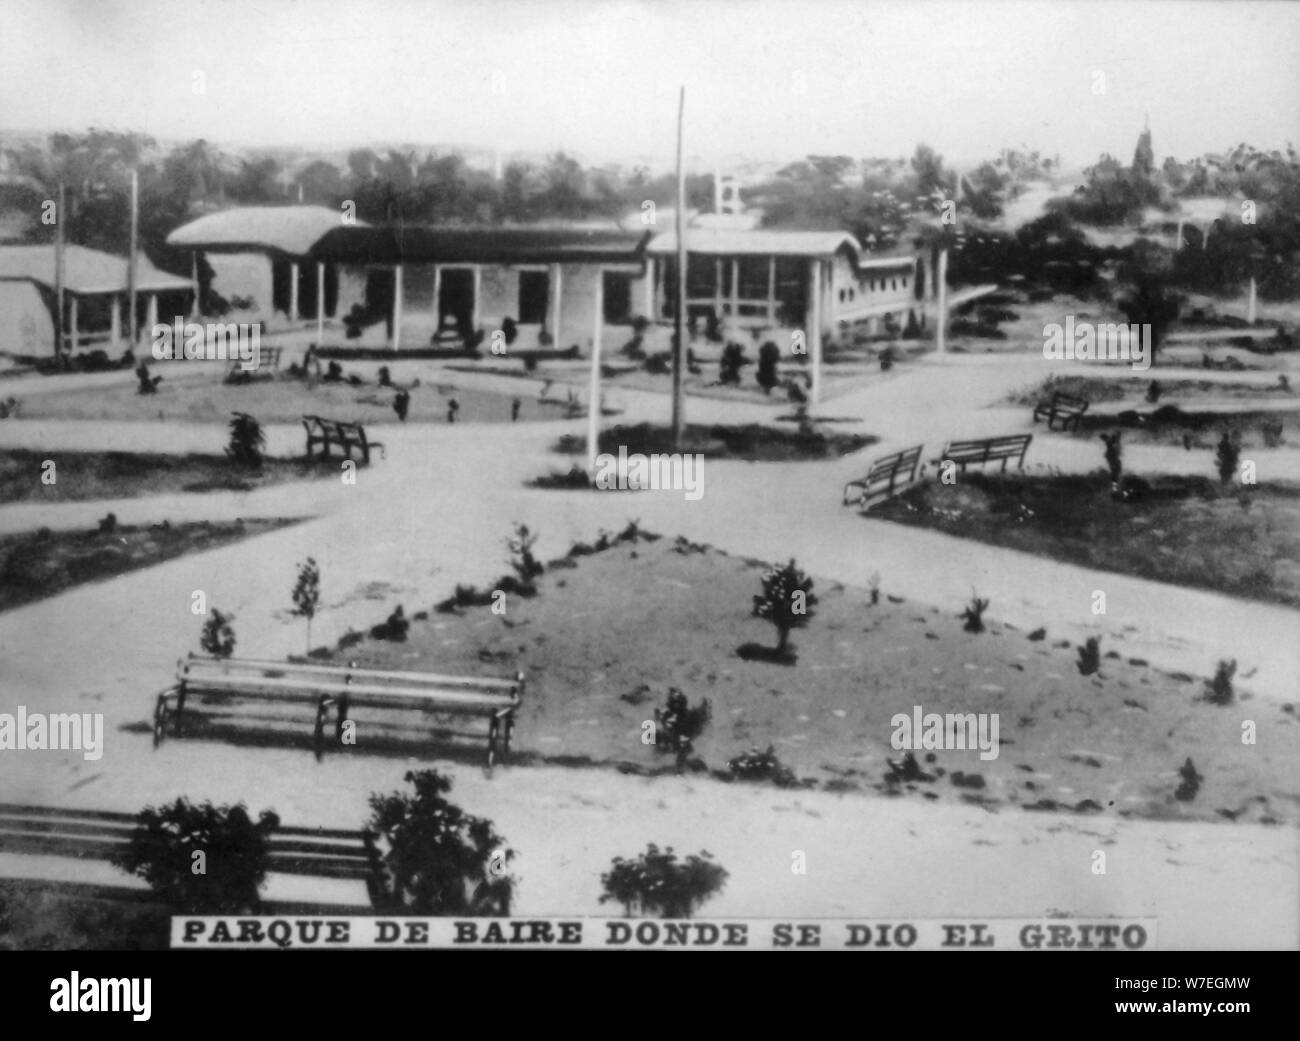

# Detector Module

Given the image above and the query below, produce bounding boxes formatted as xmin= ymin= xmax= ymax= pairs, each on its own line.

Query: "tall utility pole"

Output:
xmin=128 ymin=168 xmax=139 ymax=346
xmin=671 ymin=86 xmax=687 ymax=449
xmin=54 ymin=181 xmax=66 ymax=359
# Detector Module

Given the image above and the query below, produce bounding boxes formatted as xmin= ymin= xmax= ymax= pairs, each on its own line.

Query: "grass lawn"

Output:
xmin=0 ymin=518 xmax=297 ymax=612
xmin=315 ymin=531 xmax=1299 ymax=826
xmin=0 ymin=450 xmax=340 ymax=503
xmin=870 ymin=471 xmax=1300 ymax=607
xmin=14 ymin=372 xmax=571 ymax=426
xmin=0 ymin=880 xmax=170 ymax=950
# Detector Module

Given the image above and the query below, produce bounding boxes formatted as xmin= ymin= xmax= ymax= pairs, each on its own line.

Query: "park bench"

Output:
xmin=842 ymin=444 xmax=925 ymax=508
xmin=932 ymin=433 xmax=1033 ymax=473
xmin=153 ymin=655 xmax=524 ymax=766
xmin=224 ymin=344 xmax=282 ymax=380
xmin=302 ymin=414 xmax=385 ymax=465
xmin=0 ymin=801 xmax=385 ymax=899
xmin=1032 ymin=390 xmax=1089 ymax=432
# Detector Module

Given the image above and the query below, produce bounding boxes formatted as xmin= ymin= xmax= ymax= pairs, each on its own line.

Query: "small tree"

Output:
xmin=719 ymin=343 xmax=748 ymax=385
xmin=110 ymin=798 xmax=280 ymax=914
xmin=1215 ymin=430 xmax=1241 ymax=485
xmin=1077 ymin=636 xmax=1102 ymax=676
xmin=751 ymin=559 xmax=817 ymax=658
xmin=226 ymin=411 xmax=265 ymax=469
xmin=653 ymin=689 xmax=711 ymax=769
xmin=200 ymin=608 xmax=236 ymax=658
xmin=1204 ymin=659 xmax=1236 ymax=705
xmin=290 ymin=557 xmax=321 ymax=653
xmin=366 ymin=770 xmax=515 ymax=915
xmin=1100 ymin=432 xmax=1123 ymax=486
xmin=599 ymin=844 xmax=728 ymax=919
xmin=506 ymin=523 xmax=544 ymax=595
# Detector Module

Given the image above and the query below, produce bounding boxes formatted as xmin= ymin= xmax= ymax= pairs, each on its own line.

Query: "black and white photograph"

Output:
xmin=0 ymin=0 xmax=1296 ymax=985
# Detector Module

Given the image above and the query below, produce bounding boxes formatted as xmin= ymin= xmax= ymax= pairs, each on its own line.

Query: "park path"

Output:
xmin=0 ymin=349 xmax=1296 ymax=947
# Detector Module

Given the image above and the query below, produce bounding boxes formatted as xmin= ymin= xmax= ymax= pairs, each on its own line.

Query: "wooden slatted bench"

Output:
xmin=842 ymin=444 xmax=925 ymax=508
xmin=153 ymin=655 xmax=524 ymax=766
xmin=0 ymin=802 xmax=384 ymax=898
xmin=1032 ymin=390 xmax=1089 ymax=431
xmin=225 ymin=344 xmax=282 ymax=380
xmin=302 ymin=415 xmax=385 ymax=465
xmin=932 ymin=433 xmax=1032 ymax=473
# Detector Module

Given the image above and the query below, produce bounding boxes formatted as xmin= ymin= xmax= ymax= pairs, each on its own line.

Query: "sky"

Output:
xmin=1 ymin=0 xmax=1297 ymax=171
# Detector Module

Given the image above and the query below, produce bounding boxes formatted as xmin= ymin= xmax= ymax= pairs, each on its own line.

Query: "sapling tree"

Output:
xmin=752 ymin=558 xmax=817 ymax=659
xmin=200 ymin=608 xmax=236 ymax=659
xmin=961 ymin=593 xmax=990 ymax=633
xmin=653 ymin=689 xmax=712 ymax=769
xmin=1077 ymin=636 xmax=1102 ymax=676
xmin=599 ymin=844 xmax=728 ymax=919
xmin=226 ymin=411 xmax=265 ymax=469
xmin=506 ymin=523 xmax=544 ymax=595
xmin=1100 ymin=432 xmax=1123 ymax=486
xmin=290 ymin=557 xmax=321 ymax=653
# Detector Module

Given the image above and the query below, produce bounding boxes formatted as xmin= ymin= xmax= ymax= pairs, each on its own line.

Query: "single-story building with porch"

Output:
xmin=0 ymin=244 xmax=193 ymax=359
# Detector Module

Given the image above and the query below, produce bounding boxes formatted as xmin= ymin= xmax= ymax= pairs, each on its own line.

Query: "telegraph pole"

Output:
xmin=672 ymin=86 xmax=687 ymax=449
xmin=54 ymin=181 xmax=66 ymax=359
xmin=128 ymin=167 xmax=139 ymax=346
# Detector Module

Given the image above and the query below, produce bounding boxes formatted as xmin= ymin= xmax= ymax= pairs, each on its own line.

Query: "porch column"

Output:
xmin=69 ymin=295 xmax=79 ymax=352
xmin=316 ymin=262 xmax=325 ymax=345
xmin=392 ymin=263 xmax=404 ymax=351
xmin=1247 ymin=276 xmax=1257 ymax=325
xmin=110 ymin=294 xmax=121 ymax=348
xmin=936 ymin=248 xmax=949 ymax=355
xmin=191 ymin=251 xmax=200 ymax=317
xmin=551 ymin=263 xmax=563 ymax=345
xmin=730 ymin=258 xmax=739 ymax=319
xmin=471 ymin=265 xmax=482 ymax=332
xmin=767 ymin=256 xmax=776 ymax=322
xmin=586 ymin=269 xmax=604 ymax=478
xmin=642 ymin=258 xmax=655 ymax=320
xmin=289 ymin=261 xmax=300 ymax=321
xmin=714 ymin=258 xmax=722 ymax=316
xmin=432 ymin=264 xmax=442 ymax=332
xmin=808 ymin=258 xmax=822 ymax=408
xmin=144 ymin=294 xmax=158 ymax=345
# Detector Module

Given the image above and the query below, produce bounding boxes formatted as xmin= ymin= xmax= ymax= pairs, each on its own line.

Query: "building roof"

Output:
xmin=166 ymin=205 xmax=363 ymax=257
xmin=647 ymin=229 xmax=859 ymax=258
xmin=309 ymin=226 xmax=649 ymax=265
xmin=0 ymin=244 xmax=192 ymax=295
xmin=647 ymin=229 xmax=917 ymax=271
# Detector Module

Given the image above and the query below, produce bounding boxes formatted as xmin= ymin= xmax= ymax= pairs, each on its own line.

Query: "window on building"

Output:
xmin=603 ymin=271 xmax=633 ymax=325
xmin=518 ymin=270 xmax=549 ymax=324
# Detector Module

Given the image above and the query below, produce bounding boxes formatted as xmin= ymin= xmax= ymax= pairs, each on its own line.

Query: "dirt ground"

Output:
xmin=321 ymin=533 xmax=1300 ymax=828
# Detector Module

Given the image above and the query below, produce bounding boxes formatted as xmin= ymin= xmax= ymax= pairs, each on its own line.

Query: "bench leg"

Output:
xmin=314 ymin=696 xmax=332 ymax=760
xmin=486 ymin=717 xmax=499 ymax=769
xmin=153 ymin=692 xmax=171 ymax=747
xmin=502 ymin=714 xmax=514 ymax=763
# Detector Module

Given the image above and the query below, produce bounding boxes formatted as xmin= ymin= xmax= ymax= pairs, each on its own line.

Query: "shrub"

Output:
xmin=366 ymin=770 xmax=515 ymax=915
xmin=961 ymin=594 xmax=989 ymax=633
xmin=868 ymin=571 xmax=881 ymax=606
xmin=599 ymin=844 xmax=728 ymax=918
xmin=1174 ymin=757 xmax=1202 ymax=802
xmin=290 ymin=558 xmax=321 ymax=654
xmin=1215 ymin=431 xmax=1241 ymax=485
xmin=200 ymin=608 xmax=236 ymax=658
xmin=719 ymin=343 xmax=748 ymax=385
xmin=506 ymin=523 xmax=544 ymax=593
xmin=110 ymin=798 xmax=280 ymax=913
xmin=1261 ymin=419 xmax=1284 ymax=448
xmin=727 ymin=744 xmax=798 ymax=787
xmin=393 ymin=390 xmax=410 ymax=422
xmin=653 ymin=689 xmax=711 ymax=767
xmin=370 ymin=605 xmax=409 ymax=642
xmin=751 ymin=559 xmax=817 ymax=658
xmin=1145 ymin=380 xmax=1162 ymax=404
xmin=1204 ymin=659 xmax=1236 ymax=705
xmin=225 ymin=411 xmax=265 ymax=469
xmin=1077 ymin=636 xmax=1102 ymax=676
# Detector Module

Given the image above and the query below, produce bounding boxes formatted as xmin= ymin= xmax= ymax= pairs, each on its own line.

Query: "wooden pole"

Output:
xmin=809 ymin=258 xmax=822 ymax=407
xmin=1247 ymin=275 xmax=1257 ymax=325
xmin=587 ymin=269 xmax=604 ymax=477
xmin=69 ymin=294 xmax=79 ymax=353
xmin=316 ymin=262 xmax=325 ymax=345
xmin=671 ymin=85 xmax=687 ymax=449
xmin=392 ymin=263 xmax=403 ymax=351
xmin=191 ymin=251 xmax=200 ymax=317
xmin=128 ymin=169 xmax=138 ymax=346
xmin=936 ymin=248 xmax=949 ymax=354
xmin=54 ymin=181 xmax=65 ymax=358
